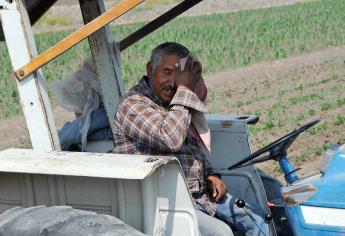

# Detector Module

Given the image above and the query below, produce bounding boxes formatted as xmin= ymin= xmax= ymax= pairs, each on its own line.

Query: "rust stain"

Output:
xmin=14 ymin=0 xmax=144 ymax=81
xmin=221 ymin=121 xmax=232 ymax=128
xmin=282 ymin=183 xmax=317 ymax=207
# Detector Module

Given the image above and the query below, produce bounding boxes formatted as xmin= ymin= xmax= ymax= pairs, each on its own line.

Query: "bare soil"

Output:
xmin=33 ymin=0 xmax=312 ymax=33
xmin=204 ymin=46 xmax=345 ymax=181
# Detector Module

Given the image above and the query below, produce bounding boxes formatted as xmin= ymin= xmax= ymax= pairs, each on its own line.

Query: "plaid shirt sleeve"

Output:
xmin=116 ymin=92 xmax=190 ymax=152
xmin=116 ymin=87 xmax=208 ymax=152
xmin=170 ymin=86 xmax=207 ymax=113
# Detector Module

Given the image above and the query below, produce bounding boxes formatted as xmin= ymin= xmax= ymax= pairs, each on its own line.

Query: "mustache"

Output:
xmin=162 ymin=85 xmax=176 ymax=91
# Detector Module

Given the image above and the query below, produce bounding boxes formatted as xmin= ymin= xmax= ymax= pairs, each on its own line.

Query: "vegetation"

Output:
xmin=36 ymin=14 xmax=72 ymax=27
xmin=1 ymin=0 xmax=345 ymax=118
xmin=212 ymin=57 xmax=344 ymax=172
xmin=137 ymin=0 xmax=180 ymax=10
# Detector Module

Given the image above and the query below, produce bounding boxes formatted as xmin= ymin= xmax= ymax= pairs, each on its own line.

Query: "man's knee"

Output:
xmin=196 ymin=210 xmax=234 ymax=236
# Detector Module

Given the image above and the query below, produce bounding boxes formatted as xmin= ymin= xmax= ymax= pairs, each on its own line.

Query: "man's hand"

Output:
xmin=207 ymin=175 xmax=227 ymax=202
xmin=174 ymin=56 xmax=202 ymax=91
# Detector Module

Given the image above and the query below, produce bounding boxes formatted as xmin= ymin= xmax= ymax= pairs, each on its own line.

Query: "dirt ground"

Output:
xmin=33 ymin=0 xmax=312 ymax=33
xmin=204 ymin=46 xmax=345 ymax=181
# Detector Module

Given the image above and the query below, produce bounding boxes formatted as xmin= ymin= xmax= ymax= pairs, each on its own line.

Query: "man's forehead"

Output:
xmin=158 ymin=54 xmax=179 ymax=68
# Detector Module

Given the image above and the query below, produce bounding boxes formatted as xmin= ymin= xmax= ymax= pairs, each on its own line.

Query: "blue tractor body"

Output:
xmin=283 ymin=145 xmax=345 ymax=235
xmin=225 ymin=119 xmax=345 ymax=236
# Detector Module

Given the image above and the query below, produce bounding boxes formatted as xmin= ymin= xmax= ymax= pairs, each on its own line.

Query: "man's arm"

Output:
xmin=203 ymin=155 xmax=227 ymax=202
xmin=116 ymin=87 xmax=204 ymax=152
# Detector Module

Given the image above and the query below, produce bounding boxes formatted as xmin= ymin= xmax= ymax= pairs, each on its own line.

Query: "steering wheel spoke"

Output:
xmin=228 ymin=119 xmax=320 ymax=170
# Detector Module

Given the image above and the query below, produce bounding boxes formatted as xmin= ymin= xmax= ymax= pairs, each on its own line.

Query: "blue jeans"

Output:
xmin=196 ymin=193 xmax=269 ymax=236
xmin=59 ymin=107 xmax=113 ymax=151
xmin=195 ymin=209 xmax=234 ymax=236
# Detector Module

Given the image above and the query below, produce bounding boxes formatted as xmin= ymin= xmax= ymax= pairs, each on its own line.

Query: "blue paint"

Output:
xmin=283 ymin=146 xmax=345 ymax=235
xmin=303 ymin=149 xmax=345 ymax=208
xmin=279 ymin=156 xmax=299 ymax=183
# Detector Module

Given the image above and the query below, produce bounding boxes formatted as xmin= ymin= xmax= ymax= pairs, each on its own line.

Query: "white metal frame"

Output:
xmin=0 ymin=0 xmax=59 ymax=151
xmin=0 ymin=149 xmax=200 ymax=235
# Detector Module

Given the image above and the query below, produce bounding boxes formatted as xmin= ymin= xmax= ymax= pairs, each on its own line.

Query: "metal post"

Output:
xmin=0 ymin=0 xmax=60 ymax=151
xmin=79 ymin=0 xmax=125 ymax=136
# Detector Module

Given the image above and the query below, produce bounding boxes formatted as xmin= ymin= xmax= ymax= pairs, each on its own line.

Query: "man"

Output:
xmin=113 ymin=42 xmax=269 ymax=236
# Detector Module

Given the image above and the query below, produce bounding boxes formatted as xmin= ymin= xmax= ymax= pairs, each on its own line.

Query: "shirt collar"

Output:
xmin=132 ymin=76 xmax=170 ymax=108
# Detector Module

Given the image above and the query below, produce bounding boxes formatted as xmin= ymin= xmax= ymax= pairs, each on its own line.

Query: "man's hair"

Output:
xmin=150 ymin=42 xmax=190 ymax=72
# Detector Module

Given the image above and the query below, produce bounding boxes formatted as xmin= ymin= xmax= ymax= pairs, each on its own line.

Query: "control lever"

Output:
xmin=285 ymin=166 xmax=302 ymax=180
xmin=236 ymin=199 xmax=269 ymax=236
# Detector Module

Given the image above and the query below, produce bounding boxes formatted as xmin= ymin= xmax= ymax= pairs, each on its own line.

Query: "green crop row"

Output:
xmin=1 ymin=0 xmax=345 ymax=118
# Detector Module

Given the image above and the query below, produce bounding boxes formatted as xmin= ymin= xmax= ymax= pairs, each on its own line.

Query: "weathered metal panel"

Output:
xmin=0 ymin=0 xmax=60 ymax=151
xmin=205 ymin=114 xmax=254 ymax=168
xmin=0 ymin=148 xmax=176 ymax=180
xmin=0 ymin=173 xmax=22 ymax=212
xmin=155 ymin=163 xmax=200 ymax=236
xmin=79 ymin=0 xmax=125 ymax=136
xmin=0 ymin=154 xmax=199 ymax=234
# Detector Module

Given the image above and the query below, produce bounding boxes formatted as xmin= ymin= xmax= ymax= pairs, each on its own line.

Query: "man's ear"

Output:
xmin=146 ymin=62 xmax=153 ymax=78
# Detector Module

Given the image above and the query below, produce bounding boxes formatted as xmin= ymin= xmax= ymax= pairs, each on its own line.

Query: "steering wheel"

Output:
xmin=228 ymin=119 xmax=320 ymax=170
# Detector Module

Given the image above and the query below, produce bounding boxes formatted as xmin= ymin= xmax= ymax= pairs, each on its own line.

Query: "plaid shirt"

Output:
xmin=113 ymin=76 xmax=218 ymax=216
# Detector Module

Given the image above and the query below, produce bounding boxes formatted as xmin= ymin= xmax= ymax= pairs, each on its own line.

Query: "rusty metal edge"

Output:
xmin=119 ymin=0 xmax=202 ymax=51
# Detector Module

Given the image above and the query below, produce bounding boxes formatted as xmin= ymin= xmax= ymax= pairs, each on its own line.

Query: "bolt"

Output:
xmin=265 ymin=213 xmax=273 ymax=221
xmin=19 ymin=70 xmax=25 ymax=77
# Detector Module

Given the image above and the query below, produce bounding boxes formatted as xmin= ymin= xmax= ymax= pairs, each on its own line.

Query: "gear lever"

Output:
xmin=236 ymin=199 xmax=269 ymax=236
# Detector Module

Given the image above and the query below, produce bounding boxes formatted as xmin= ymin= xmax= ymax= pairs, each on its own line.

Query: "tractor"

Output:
xmin=0 ymin=0 xmax=344 ymax=235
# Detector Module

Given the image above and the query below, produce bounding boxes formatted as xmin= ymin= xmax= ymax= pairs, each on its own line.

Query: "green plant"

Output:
xmin=336 ymin=98 xmax=345 ymax=106
xmin=312 ymin=147 xmax=323 ymax=156
xmin=338 ymin=137 xmax=345 ymax=145
xmin=37 ymin=14 xmax=72 ymax=26
xmin=307 ymin=121 xmax=328 ymax=135
xmin=273 ymin=163 xmax=282 ymax=174
xmin=321 ymin=102 xmax=335 ymax=111
xmin=335 ymin=114 xmax=345 ymax=125
xmin=295 ymin=113 xmax=305 ymax=121
xmin=296 ymin=155 xmax=307 ymax=164
xmin=236 ymin=101 xmax=244 ymax=108
xmin=289 ymin=93 xmax=324 ymax=105
xmin=307 ymin=108 xmax=317 ymax=116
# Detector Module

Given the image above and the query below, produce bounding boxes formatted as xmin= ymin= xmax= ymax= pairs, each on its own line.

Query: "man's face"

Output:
xmin=147 ymin=54 xmax=179 ymax=103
